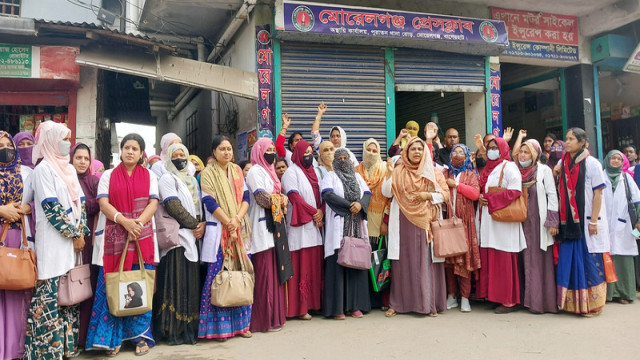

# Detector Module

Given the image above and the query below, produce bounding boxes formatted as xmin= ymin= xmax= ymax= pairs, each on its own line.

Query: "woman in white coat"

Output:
xmin=603 ymin=150 xmax=640 ymax=303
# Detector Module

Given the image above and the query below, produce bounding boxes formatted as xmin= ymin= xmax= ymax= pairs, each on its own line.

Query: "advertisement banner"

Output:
xmin=256 ymin=25 xmax=275 ymax=140
xmin=490 ymin=69 xmax=503 ymax=137
xmin=282 ymin=1 xmax=508 ymax=46
xmin=623 ymin=42 xmax=640 ymax=74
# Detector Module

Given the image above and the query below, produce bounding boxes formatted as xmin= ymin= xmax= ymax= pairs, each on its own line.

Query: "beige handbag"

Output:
xmin=210 ymin=240 xmax=255 ymax=307
xmin=58 ymin=252 xmax=93 ymax=306
xmin=105 ymin=237 xmax=156 ymax=317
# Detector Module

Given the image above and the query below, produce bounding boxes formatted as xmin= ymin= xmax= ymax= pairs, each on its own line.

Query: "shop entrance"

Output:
xmin=395 ymin=91 xmax=466 ymax=144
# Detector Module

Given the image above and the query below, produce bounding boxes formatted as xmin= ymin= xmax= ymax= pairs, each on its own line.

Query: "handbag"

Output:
xmin=155 ymin=202 xmax=180 ymax=250
xmin=369 ymin=236 xmax=390 ymax=292
xmin=337 ymin=221 xmax=372 ymax=270
xmin=431 ymin=192 xmax=469 ymax=257
xmin=487 ymin=163 xmax=528 ymax=222
xmin=105 ymin=237 xmax=156 ymax=317
xmin=623 ymin=174 xmax=639 ymax=229
xmin=0 ymin=215 xmax=37 ymax=291
xmin=58 ymin=253 xmax=93 ymax=306
xmin=211 ymin=240 xmax=255 ymax=307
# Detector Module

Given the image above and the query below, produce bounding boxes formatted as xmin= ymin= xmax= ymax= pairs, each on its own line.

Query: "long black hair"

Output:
xmin=287 ymin=132 xmax=302 ymax=151
xmin=120 ymin=133 xmax=145 ymax=166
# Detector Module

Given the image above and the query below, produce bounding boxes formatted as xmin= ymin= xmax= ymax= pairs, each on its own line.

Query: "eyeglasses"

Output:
xmin=550 ymin=146 xmax=564 ymax=151
xmin=487 ymin=146 xmax=499 ymax=151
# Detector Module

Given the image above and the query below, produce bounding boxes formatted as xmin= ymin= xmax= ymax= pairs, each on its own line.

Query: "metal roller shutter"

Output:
xmin=394 ymin=48 xmax=485 ymax=92
xmin=280 ymin=42 xmax=387 ymax=161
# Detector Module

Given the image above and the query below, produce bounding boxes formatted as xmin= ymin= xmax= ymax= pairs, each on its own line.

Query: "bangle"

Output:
xmin=135 ymin=219 xmax=144 ymax=228
xmin=588 ymin=221 xmax=598 ymax=226
xmin=235 ymin=214 xmax=242 ymax=222
xmin=113 ymin=212 xmax=121 ymax=224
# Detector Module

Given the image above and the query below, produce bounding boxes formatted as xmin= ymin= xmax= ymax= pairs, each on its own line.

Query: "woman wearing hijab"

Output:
xmin=0 ymin=131 xmax=34 ymax=360
xmin=154 ymin=143 xmax=204 ymax=344
xmin=328 ymin=126 xmax=358 ymax=166
xmin=321 ymin=148 xmax=372 ymax=319
xmin=443 ymin=144 xmax=481 ymax=313
xmin=556 ymin=128 xmax=609 ymax=317
xmin=355 ymin=139 xmax=390 ymax=244
xmin=476 ymin=137 xmax=525 ymax=314
xmin=245 ymin=138 xmax=290 ymax=332
xmin=316 ymin=140 xmax=335 ymax=179
xmin=91 ymin=159 xmax=105 ymax=178
xmin=400 ymin=121 xmax=419 ymax=149
xmin=381 ymin=137 xmax=449 ymax=317
xmin=13 ymin=131 xmax=35 ymax=169
xmin=515 ymin=140 xmax=558 ymax=314
xmin=190 ymin=154 xmax=205 ymax=183
xmin=69 ymin=143 xmax=101 ymax=347
xmin=281 ymin=139 xmax=324 ymax=320
xmin=25 ymin=121 xmax=89 ymax=359
xmin=603 ymin=150 xmax=640 ymax=304
xmin=546 ymin=140 xmax=566 ymax=171
xmin=151 ymin=133 xmax=181 ymax=178
xmin=85 ymin=133 xmax=159 ymax=357
xmin=198 ymin=135 xmax=252 ymax=340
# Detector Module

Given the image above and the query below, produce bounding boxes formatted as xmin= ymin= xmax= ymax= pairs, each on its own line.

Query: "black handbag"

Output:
xmin=369 ymin=236 xmax=390 ymax=292
xmin=623 ymin=174 xmax=639 ymax=229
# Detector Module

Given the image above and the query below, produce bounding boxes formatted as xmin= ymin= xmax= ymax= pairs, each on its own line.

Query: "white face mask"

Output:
xmin=519 ymin=159 xmax=533 ymax=168
xmin=58 ymin=140 xmax=71 ymax=156
xmin=487 ymin=149 xmax=500 ymax=161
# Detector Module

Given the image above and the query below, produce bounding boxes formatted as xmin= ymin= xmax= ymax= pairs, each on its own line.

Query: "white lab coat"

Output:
xmin=281 ymin=163 xmax=323 ymax=252
xmin=245 ymin=164 xmax=276 ymax=255
xmin=604 ymin=171 xmax=640 ymax=256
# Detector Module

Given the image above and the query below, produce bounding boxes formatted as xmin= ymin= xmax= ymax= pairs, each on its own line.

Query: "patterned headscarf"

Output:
xmin=250 ymin=137 xmax=281 ymax=194
xmin=448 ymin=143 xmax=474 ymax=177
xmin=0 ymin=131 xmax=23 ymax=206
xmin=334 ymin=148 xmax=361 ymax=236
xmin=166 ymin=143 xmax=201 ymax=217
xmin=13 ymin=131 xmax=35 ymax=169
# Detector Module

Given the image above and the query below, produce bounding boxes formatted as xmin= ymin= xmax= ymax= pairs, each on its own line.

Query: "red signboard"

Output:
xmin=491 ymin=8 xmax=578 ymax=46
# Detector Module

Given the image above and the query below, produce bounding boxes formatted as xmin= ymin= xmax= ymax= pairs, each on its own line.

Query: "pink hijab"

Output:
xmin=250 ymin=137 xmax=281 ymax=193
xmin=33 ymin=121 xmax=80 ymax=202
xmin=160 ymin=133 xmax=181 ymax=161
xmin=91 ymin=159 xmax=104 ymax=178
xmin=622 ymin=154 xmax=634 ymax=176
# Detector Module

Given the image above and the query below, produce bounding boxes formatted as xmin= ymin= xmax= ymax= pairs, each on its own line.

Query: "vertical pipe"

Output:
xmin=560 ymin=68 xmax=568 ymax=137
xmin=593 ymin=65 xmax=603 ymax=161
xmin=485 ymin=57 xmax=492 ymax=134
xmin=384 ymin=47 xmax=395 ymax=152
xmin=274 ymin=38 xmax=282 ymax=137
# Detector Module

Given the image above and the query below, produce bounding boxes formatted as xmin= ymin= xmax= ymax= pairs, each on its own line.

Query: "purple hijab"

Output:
xmin=13 ymin=131 xmax=35 ymax=169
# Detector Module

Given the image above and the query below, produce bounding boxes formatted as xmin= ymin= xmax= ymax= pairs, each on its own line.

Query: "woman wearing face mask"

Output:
xmin=546 ymin=140 xmax=565 ymax=171
xmin=515 ymin=140 xmax=559 ymax=314
xmin=316 ymin=140 xmax=335 ymax=179
xmin=381 ymin=137 xmax=450 ymax=317
xmin=0 ymin=131 xmax=34 ymax=360
xmin=321 ymin=148 xmax=372 ymax=319
xmin=281 ymin=139 xmax=324 ymax=320
xmin=69 ymin=143 xmax=101 ymax=347
xmin=25 ymin=121 xmax=89 ymax=359
xmin=245 ymin=138 xmax=290 ymax=332
xmin=151 ymin=133 xmax=196 ymax=179
xmin=603 ymin=150 xmax=640 ymax=304
xmin=400 ymin=121 xmax=419 ymax=149
xmin=476 ymin=137 xmax=525 ymax=314
xmin=198 ymin=135 xmax=252 ymax=340
xmin=189 ymin=154 xmax=205 ymax=184
xmin=556 ymin=128 xmax=609 ymax=317
xmin=154 ymin=143 xmax=204 ymax=345
xmin=13 ymin=131 xmax=36 ymax=169
xmin=443 ymin=144 xmax=481 ymax=313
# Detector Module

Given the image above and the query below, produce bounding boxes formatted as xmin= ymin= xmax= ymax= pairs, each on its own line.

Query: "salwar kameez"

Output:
xmin=606 ymin=255 xmax=636 ymax=302
xmin=557 ymin=239 xmax=606 ymax=314
xmin=198 ymin=247 xmax=252 ymax=339
xmin=286 ymin=246 xmax=324 ymax=318
xmin=250 ymin=248 xmax=286 ymax=332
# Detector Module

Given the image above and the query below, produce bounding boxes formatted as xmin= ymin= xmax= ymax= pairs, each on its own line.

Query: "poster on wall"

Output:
xmin=491 ymin=8 xmax=579 ymax=61
xmin=256 ymin=25 xmax=275 ymax=140
xmin=490 ymin=69 xmax=503 ymax=137
xmin=237 ymin=131 xmax=248 ymax=161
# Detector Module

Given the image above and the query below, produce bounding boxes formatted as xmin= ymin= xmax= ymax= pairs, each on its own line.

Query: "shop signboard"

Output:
xmin=280 ymin=1 xmax=508 ymax=46
xmin=491 ymin=8 xmax=579 ymax=61
xmin=0 ymin=44 xmax=34 ymax=77
xmin=256 ymin=25 xmax=275 ymax=140
xmin=0 ymin=44 xmax=79 ymax=80
xmin=623 ymin=42 xmax=640 ymax=74
xmin=490 ymin=69 xmax=502 ymax=137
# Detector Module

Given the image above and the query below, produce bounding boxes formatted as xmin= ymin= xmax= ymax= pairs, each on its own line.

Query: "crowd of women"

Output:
xmin=1 ymin=109 xmax=639 ymax=359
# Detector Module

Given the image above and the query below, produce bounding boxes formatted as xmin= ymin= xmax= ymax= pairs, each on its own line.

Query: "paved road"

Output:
xmin=78 ymin=296 xmax=640 ymax=360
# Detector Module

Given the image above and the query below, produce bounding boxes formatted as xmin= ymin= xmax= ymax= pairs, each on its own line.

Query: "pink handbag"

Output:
xmin=337 ymin=222 xmax=372 ymax=270
xmin=58 ymin=253 xmax=93 ymax=306
xmin=155 ymin=202 xmax=180 ymax=250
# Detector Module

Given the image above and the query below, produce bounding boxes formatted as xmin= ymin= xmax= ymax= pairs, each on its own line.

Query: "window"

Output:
xmin=0 ymin=0 xmax=20 ymax=16
xmin=185 ymin=111 xmax=198 ymax=154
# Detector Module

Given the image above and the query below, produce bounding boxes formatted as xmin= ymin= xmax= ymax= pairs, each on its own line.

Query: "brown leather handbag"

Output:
xmin=431 ymin=199 xmax=468 ymax=258
xmin=0 ymin=215 xmax=37 ymax=290
xmin=487 ymin=163 xmax=528 ymax=223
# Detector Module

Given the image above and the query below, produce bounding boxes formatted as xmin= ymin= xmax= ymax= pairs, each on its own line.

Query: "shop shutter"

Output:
xmin=280 ymin=42 xmax=387 ymax=161
xmin=394 ymin=48 xmax=485 ymax=92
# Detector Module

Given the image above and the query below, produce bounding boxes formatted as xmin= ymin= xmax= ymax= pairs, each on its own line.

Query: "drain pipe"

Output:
xmin=206 ymin=0 xmax=256 ymax=63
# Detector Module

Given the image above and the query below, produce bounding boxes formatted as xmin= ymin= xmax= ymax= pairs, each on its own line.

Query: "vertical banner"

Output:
xmin=489 ymin=69 xmax=502 ymax=137
xmin=256 ymin=25 xmax=275 ymax=140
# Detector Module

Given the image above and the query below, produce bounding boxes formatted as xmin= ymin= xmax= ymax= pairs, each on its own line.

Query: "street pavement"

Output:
xmin=78 ymin=296 xmax=640 ymax=360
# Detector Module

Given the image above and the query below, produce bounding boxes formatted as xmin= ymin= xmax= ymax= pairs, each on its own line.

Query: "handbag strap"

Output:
xmin=377 ymin=235 xmax=385 ymax=251
xmin=0 ymin=214 xmax=27 ymax=248
xmin=497 ymin=162 xmax=507 ymax=188
xmin=117 ymin=236 xmax=146 ymax=274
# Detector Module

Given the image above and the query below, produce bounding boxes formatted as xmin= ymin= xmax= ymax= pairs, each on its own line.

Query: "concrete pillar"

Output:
xmin=464 ymin=92 xmax=486 ymax=152
xmin=76 ymin=66 xmax=98 ymax=152
xmin=564 ymin=64 xmax=599 ymax=157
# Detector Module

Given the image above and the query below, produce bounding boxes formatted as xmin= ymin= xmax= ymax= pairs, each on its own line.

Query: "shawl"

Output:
xmin=401 ymin=121 xmax=419 ymax=148
xmin=356 ymin=138 xmax=387 ymax=214
xmin=448 ymin=143 xmax=474 ymax=177
xmin=559 ymin=148 xmax=589 ymax=240
xmin=334 ymin=148 xmax=362 ymax=237
xmin=604 ymin=150 xmax=623 ymax=192
xmin=104 ymin=163 xmax=154 ymax=274
xmin=160 ymin=132 xmax=181 ymax=161
xmin=517 ymin=140 xmax=541 ymax=187
xmin=391 ymin=137 xmax=442 ymax=230
xmin=166 ymin=143 xmax=201 ymax=217
xmin=547 ymin=140 xmax=565 ymax=169
xmin=13 ymin=131 xmax=35 ymax=169
xmin=200 ymin=159 xmax=251 ymax=250
xmin=292 ymin=139 xmax=321 ymax=207
xmin=250 ymin=137 xmax=281 ymax=193
xmin=317 ymin=140 xmax=334 ymax=171
xmin=0 ymin=131 xmax=23 ymax=206
xmin=32 ymin=121 xmax=81 ymax=206
xmin=189 ymin=154 xmax=205 ymax=172
xmin=480 ymin=137 xmax=510 ymax=192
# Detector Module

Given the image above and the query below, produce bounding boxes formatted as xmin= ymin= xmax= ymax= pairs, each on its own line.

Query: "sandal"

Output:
xmin=428 ymin=312 xmax=438 ymax=317
xmin=106 ymin=347 xmax=121 ymax=357
xmin=135 ymin=341 xmax=149 ymax=357
xmin=333 ymin=314 xmax=346 ymax=320
xmin=298 ymin=313 xmax=312 ymax=320
xmin=385 ymin=308 xmax=397 ymax=317
xmin=240 ymin=331 xmax=252 ymax=338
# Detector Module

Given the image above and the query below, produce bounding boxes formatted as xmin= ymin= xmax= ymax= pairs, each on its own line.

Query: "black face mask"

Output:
xmin=302 ymin=154 xmax=314 ymax=168
xmin=264 ymin=152 xmax=276 ymax=165
xmin=171 ymin=158 xmax=188 ymax=171
xmin=475 ymin=156 xmax=486 ymax=168
xmin=0 ymin=148 xmax=16 ymax=164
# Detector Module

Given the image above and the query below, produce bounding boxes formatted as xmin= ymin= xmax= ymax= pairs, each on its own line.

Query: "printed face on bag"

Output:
xmin=120 ymin=281 xmax=147 ymax=310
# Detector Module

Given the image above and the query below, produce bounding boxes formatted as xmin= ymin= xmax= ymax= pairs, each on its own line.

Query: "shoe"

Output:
xmin=269 ymin=326 xmax=283 ymax=332
xmin=460 ymin=297 xmax=471 ymax=312
xmin=446 ymin=295 xmax=459 ymax=310
xmin=495 ymin=305 xmax=520 ymax=314
xmin=351 ymin=310 xmax=363 ymax=318
xmin=298 ymin=313 xmax=312 ymax=320
xmin=333 ymin=314 xmax=346 ymax=320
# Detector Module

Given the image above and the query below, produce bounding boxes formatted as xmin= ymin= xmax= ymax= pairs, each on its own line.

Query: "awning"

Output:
xmin=76 ymin=45 xmax=258 ymax=100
